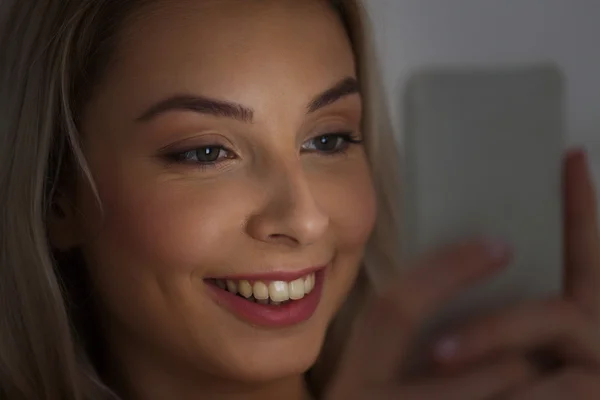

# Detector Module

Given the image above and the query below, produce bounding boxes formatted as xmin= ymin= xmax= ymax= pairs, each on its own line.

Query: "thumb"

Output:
xmin=563 ymin=148 xmax=600 ymax=318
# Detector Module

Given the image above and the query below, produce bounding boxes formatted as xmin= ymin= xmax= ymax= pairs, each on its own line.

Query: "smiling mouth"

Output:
xmin=207 ymin=272 xmax=316 ymax=306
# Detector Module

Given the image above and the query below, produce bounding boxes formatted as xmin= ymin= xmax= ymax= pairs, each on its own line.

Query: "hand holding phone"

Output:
xmin=401 ymin=64 xmax=565 ymax=343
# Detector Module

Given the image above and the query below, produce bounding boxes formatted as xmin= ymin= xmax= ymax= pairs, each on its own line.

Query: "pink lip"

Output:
xmin=205 ymin=269 xmax=325 ymax=328
xmin=206 ymin=265 xmax=326 ymax=282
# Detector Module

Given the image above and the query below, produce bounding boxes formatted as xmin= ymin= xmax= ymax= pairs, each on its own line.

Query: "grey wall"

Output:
xmin=364 ymin=0 xmax=600 ymax=184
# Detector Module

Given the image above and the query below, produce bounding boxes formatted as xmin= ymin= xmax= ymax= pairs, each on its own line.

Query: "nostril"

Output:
xmin=267 ymin=233 xmax=299 ymax=246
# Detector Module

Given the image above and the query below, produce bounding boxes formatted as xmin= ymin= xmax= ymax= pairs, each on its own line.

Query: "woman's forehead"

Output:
xmin=86 ymin=0 xmax=357 ymax=126
xmin=114 ymin=0 xmax=354 ymax=78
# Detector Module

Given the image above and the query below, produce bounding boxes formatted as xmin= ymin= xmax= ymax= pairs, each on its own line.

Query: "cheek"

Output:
xmin=314 ymin=158 xmax=377 ymax=251
xmin=309 ymin=155 xmax=376 ymax=314
xmin=77 ymin=171 xmax=254 ymax=278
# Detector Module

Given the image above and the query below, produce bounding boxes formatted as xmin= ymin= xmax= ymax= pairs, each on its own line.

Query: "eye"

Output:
xmin=302 ymin=132 xmax=363 ymax=154
xmin=167 ymin=146 xmax=233 ymax=164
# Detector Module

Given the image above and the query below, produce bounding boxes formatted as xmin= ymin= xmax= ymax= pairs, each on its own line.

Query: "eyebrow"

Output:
xmin=137 ymin=95 xmax=253 ymax=123
xmin=136 ymin=77 xmax=360 ymax=123
xmin=307 ymin=77 xmax=360 ymax=112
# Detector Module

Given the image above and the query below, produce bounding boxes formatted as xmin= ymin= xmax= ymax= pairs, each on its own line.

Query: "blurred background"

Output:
xmin=364 ymin=0 xmax=600 ymax=192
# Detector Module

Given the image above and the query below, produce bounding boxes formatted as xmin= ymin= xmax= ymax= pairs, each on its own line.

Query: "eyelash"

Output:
xmin=163 ymin=132 xmax=363 ymax=169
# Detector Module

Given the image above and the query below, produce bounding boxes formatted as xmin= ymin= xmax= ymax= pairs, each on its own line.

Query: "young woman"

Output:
xmin=1 ymin=1 xmax=600 ymax=399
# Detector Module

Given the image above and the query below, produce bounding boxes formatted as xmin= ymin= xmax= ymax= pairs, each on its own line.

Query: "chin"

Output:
xmin=213 ymin=328 xmax=327 ymax=384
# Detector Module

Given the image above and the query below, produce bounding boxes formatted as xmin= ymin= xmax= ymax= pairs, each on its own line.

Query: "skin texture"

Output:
xmin=54 ymin=1 xmax=376 ymax=399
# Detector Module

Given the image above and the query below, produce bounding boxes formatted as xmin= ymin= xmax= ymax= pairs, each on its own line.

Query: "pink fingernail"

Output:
xmin=484 ymin=239 xmax=510 ymax=262
xmin=434 ymin=337 xmax=460 ymax=360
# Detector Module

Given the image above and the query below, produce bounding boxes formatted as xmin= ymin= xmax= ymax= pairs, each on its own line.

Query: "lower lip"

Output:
xmin=205 ymin=271 xmax=324 ymax=328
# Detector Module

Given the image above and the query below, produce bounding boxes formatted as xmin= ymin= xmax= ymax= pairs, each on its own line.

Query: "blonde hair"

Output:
xmin=0 ymin=1 xmax=401 ymax=399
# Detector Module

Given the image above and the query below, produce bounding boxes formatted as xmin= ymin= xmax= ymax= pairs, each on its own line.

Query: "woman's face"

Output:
xmin=68 ymin=0 xmax=375 ymax=389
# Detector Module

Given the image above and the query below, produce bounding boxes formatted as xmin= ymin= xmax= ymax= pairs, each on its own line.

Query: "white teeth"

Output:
xmin=268 ymin=281 xmax=289 ymax=302
xmin=214 ymin=272 xmax=317 ymax=303
xmin=304 ymin=274 xmax=314 ymax=294
xmin=226 ymin=280 xmax=237 ymax=294
xmin=289 ymin=278 xmax=305 ymax=300
xmin=238 ymin=280 xmax=253 ymax=298
xmin=252 ymin=281 xmax=269 ymax=300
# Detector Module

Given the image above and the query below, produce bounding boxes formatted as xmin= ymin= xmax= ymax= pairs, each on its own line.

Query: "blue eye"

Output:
xmin=161 ymin=132 xmax=363 ymax=169
xmin=302 ymin=132 xmax=363 ymax=154
xmin=168 ymin=146 xmax=232 ymax=164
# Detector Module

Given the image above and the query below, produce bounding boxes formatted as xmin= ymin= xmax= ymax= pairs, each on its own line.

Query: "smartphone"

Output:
xmin=401 ymin=64 xmax=565 ymax=356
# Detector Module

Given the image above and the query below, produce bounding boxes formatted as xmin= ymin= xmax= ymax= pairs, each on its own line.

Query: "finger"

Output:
xmin=431 ymin=299 xmax=600 ymax=368
xmin=507 ymin=369 xmax=600 ymax=400
xmin=337 ymin=239 xmax=510 ymax=384
xmin=563 ymin=148 xmax=600 ymax=319
xmin=394 ymin=355 xmax=536 ymax=400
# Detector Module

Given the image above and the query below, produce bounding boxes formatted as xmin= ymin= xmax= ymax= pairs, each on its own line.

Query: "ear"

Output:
xmin=47 ymin=190 xmax=81 ymax=251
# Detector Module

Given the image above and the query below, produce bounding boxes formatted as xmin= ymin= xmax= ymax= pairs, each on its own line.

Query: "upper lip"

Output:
xmin=206 ymin=264 xmax=327 ymax=282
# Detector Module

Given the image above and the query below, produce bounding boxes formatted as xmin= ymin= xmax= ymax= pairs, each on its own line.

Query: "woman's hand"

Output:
xmin=325 ymin=149 xmax=600 ymax=400
xmin=325 ymin=238 xmax=536 ymax=400
xmin=428 ymin=149 xmax=600 ymax=399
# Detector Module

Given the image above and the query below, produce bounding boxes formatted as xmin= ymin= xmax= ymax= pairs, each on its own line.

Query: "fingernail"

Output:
xmin=433 ymin=336 xmax=461 ymax=360
xmin=483 ymin=239 xmax=510 ymax=262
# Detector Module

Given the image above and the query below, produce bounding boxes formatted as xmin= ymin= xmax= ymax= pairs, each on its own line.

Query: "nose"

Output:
xmin=246 ymin=163 xmax=329 ymax=247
